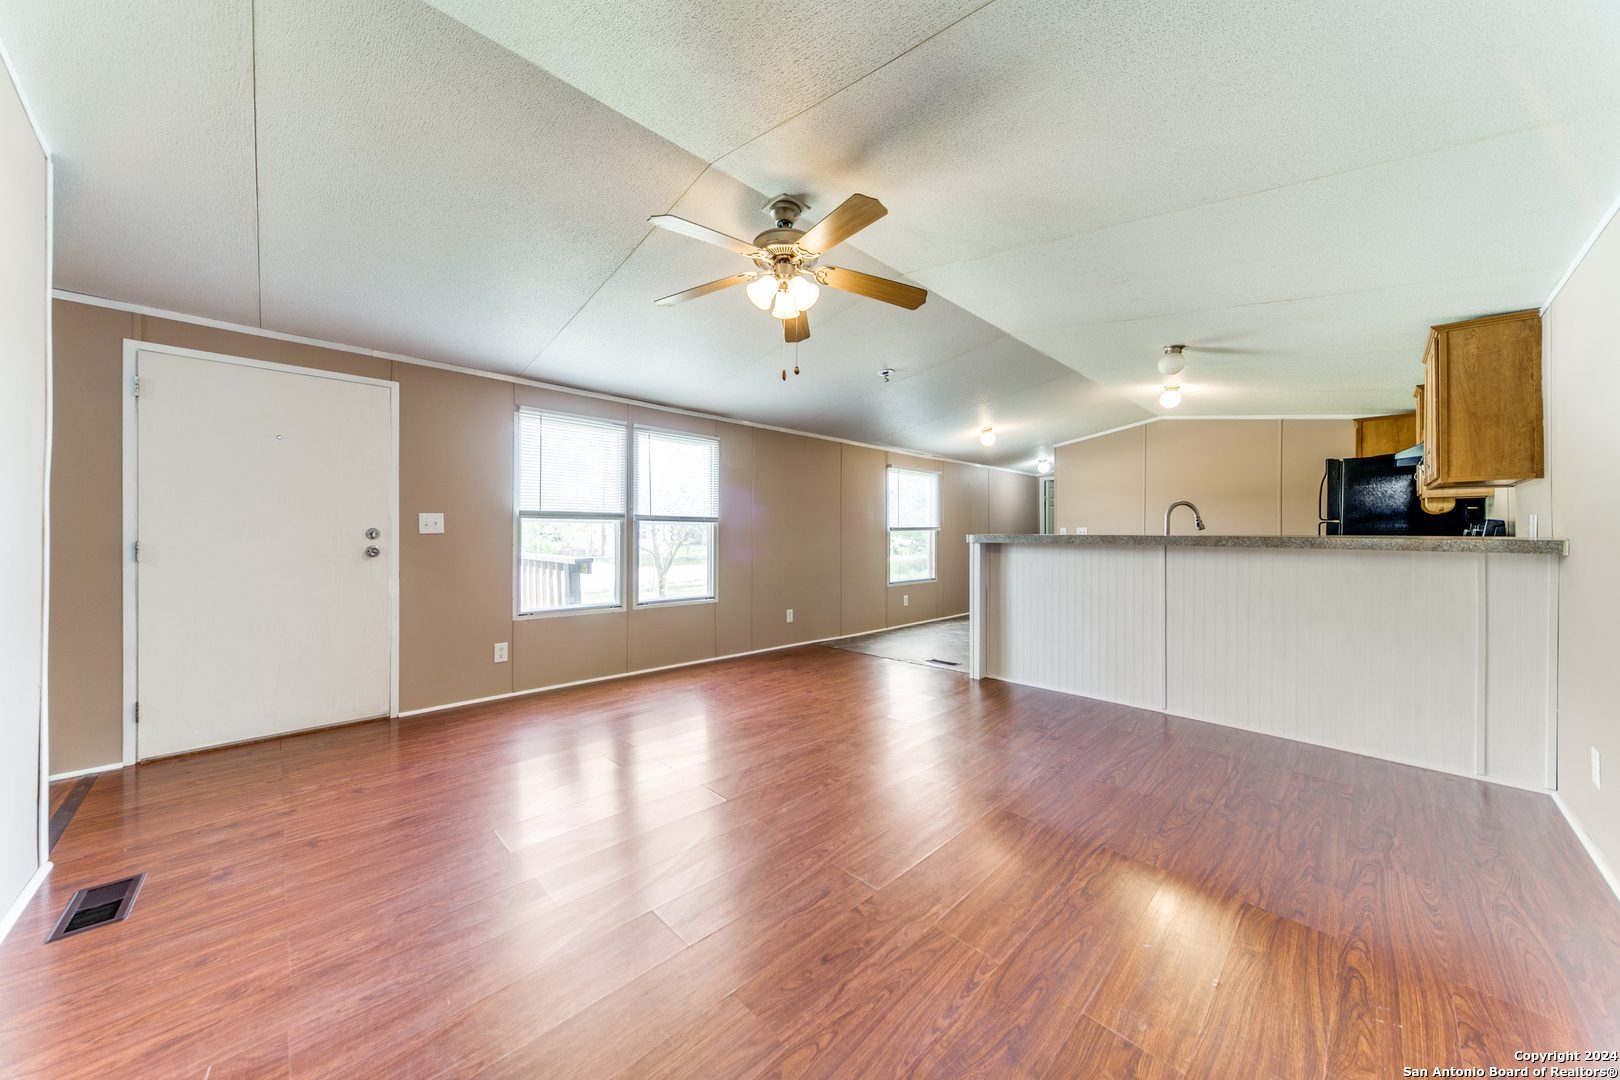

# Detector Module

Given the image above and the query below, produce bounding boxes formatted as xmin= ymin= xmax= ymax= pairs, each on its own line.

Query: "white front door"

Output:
xmin=131 ymin=346 xmax=396 ymax=759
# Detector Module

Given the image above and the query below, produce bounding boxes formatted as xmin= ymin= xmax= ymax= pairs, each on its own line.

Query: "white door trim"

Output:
xmin=121 ymin=340 xmax=400 ymax=764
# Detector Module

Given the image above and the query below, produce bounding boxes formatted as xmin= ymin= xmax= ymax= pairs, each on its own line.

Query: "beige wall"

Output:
xmin=1146 ymin=420 xmax=1282 ymax=535
xmin=1054 ymin=425 xmax=1145 ymax=534
xmin=1280 ymin=420 xmax=1355 ymax=536
xmin=840 ymin=445 xmax=887 ymax=636
xmin=47 ymin=299 xmax=1037 ymax=772
xmin=1538 ymin=208 xmax=1620 ymax=879
xmin=1054 ymin=418 xmax=1353 ymax=536
xmin=49 ymin=304 xmax=129 ymax=770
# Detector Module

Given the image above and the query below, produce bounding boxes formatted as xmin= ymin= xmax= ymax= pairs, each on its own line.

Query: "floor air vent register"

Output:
xmin=46 ymin=874 xmax=145 ymax=943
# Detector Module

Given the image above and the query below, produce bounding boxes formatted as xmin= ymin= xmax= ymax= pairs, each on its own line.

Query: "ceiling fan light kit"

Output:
xmin=648 ymin=192 xmax=928 ymax=347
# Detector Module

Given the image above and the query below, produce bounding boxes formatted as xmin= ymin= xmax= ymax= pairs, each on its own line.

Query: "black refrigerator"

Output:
xmin=1319 ymin=454 xmax=1483 ymax=535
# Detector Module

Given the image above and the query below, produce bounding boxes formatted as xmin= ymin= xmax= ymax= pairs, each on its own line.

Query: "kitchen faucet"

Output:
xmin=1164 ymin=500 xmax=1206 ymax=536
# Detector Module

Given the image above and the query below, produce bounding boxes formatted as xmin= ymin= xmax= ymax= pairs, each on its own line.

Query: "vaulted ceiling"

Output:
xmin=2 ymin=0 xmax=1617 ymax=468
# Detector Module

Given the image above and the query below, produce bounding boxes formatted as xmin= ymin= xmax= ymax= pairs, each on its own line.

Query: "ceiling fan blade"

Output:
xmin=647 ymin=215 xmax=761 ymax=257
xmin=795 ymin=194 xmax=887 ymax=256
xmin=814 ymin=266 xmax=927 ymax=310
xmin=653 ymin=272 xmax=756 ymax=307
xmin=784 ymin=311 xmax=810 ymax=343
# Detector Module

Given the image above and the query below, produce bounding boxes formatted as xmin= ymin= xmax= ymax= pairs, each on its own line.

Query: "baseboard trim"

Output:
xmin=986 ymin=671 xmax=1560 ymax=796
xmin=398 ymin=613 xmax=969 ymax=719
xmin=1552 ymin=792 xmax=1620 ymax=906
xmin=48 ymin=762 xmax=124 ymax=782
xmin=0 ymin=861 xmax=52 ymax=944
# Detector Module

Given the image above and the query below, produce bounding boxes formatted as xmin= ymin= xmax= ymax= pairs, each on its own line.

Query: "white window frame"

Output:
xmin=632 ymin=426 xmax=720 ymax=607
xmin=887 ymin=465 xmax=940 ymax=585
xmin=514 ymin=408 xmax=628 ymax=618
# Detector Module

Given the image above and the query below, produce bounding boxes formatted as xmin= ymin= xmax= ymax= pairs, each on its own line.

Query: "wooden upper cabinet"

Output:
xmin=1353 ymin=412 xmax=1417 ymax=457
xmin=1419 ymin=309 xmax=1543 ymax=490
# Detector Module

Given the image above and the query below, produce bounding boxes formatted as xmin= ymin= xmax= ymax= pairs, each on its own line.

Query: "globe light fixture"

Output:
xmin=980 ymin=428 xmax=996 ymax=446
xmin=1160 ymin=385 xmax=1183 ymax=408
xmin=1037 ymin=458 xmax=1052 ymax=474
xmin=771 ymin=286 xmax=798 ymax=320
xmin=787 ymin=275 xmax=819 ymax=312
xmin=745 ymin=275 xmax=776 ymax=311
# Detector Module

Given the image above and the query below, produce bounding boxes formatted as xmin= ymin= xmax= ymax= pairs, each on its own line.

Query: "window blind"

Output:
xmin=517 ymin=410 xmax=626 ymax=514
xmin=635 ymin=429 xmax=719 ymax=519
xmin=887 ymin=467 xmax=940 ymax=528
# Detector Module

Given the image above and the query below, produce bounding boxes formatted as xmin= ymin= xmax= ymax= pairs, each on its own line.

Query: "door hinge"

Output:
xmin=133 ymin=702 xmax=139 ymax=724
xmin=132 ymin=375 xmax=140 ymax=397
xmin=133 ymin=540 xmax=139 ymax=561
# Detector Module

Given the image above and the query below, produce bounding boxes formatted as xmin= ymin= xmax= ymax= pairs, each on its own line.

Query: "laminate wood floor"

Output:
xmin=4 ymin=646 xmax=1618 ymax=1079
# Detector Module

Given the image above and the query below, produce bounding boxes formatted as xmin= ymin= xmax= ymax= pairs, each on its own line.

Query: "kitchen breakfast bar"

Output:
xmin=967 ymin=533 xmax=1568 ymax=791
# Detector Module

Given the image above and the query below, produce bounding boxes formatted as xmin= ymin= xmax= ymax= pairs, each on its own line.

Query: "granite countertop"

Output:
xmin=965 ymin=533 xmax=1569 ymax=556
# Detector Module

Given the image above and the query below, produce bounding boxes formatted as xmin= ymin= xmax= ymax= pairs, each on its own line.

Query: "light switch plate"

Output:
xmin=903 ymin=594 xmax=909 ymax=606
xmin=494 ymin=642 xmax=508 ymax=663
xmin=419 ymin=513 xmax=444 ymax=534
xmin=786 ymin=609 xmax=793 ymax=623
xmin=1594 ymin=747 xmax=1602 ymax=789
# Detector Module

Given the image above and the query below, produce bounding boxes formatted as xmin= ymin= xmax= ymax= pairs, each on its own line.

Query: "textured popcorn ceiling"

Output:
xmin=3 ymin=0 xmax=1618 ymax=466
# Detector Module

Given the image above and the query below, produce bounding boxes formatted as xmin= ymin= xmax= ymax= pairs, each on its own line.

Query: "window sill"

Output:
xmin=515 ymin=603 xmax=626 ymax=621
xmin=888 ymin=578 xmax=937 ymax=586
xmin=632 ymin=596 xmax=719 ymax=610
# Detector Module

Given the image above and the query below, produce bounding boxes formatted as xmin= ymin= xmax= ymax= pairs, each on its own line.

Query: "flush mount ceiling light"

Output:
xmin=1037 ymin=458 xmax=1052 ymax=473
xmin=1159 ymin=345 xmax=1186 ymax=408
xmin=649 ymin=194 xmax=928 ymax=344
xmin=980 ymin=428 xmax=997 ymax=446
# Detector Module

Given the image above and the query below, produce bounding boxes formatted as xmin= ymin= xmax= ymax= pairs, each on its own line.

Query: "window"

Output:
xmin=634 ymin=428 xmax=719 ymax=604
xmin=887 ymin=466 xmax=939 ymax=583
xmin=517 ymin=410 xmax=625 ymax=613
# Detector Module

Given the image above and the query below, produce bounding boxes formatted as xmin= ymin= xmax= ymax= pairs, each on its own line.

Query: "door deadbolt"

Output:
xmin=365 ymin=528 xmax=380 ymax=539
xmin=365 ymin=546 xmax=381 ymax=558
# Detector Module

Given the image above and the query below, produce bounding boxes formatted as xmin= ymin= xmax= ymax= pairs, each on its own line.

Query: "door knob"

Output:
xmin=365 ymin=546 xmax=381 ymax=558
xmin=365 ymin=528 xmax=380 ymax=539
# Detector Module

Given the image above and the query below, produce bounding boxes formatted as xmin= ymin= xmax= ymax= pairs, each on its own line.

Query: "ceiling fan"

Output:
xmin=648 ymin=193 xmax=927 ymax=343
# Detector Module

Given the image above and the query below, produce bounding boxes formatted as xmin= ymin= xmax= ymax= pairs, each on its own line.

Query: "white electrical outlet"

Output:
xmin=419 ymin=513 xmax=445 ymax=534
xmin=493 ymin=642 xmax=508 ymax=663
xmin=1077 ymin=527 xmax=1088 ymax=535
xmin=786 ymin=608 xmax=793 ymax=623
xmin=1594 ymin=746 xmax=1602 ymax=789
xmin=903 ymin=594 xmax=909 ymax=606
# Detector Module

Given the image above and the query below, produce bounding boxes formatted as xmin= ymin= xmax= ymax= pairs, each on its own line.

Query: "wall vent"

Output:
xmin=46 ymin=874 xmax=145 ymax=943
